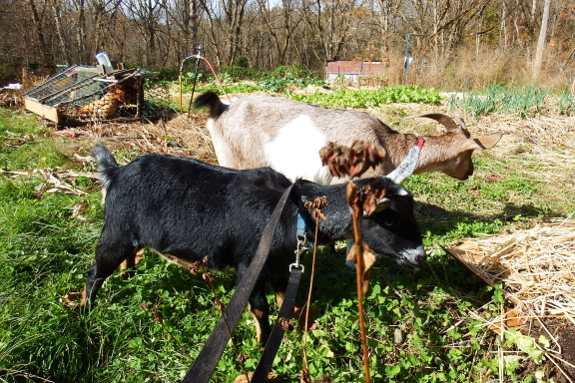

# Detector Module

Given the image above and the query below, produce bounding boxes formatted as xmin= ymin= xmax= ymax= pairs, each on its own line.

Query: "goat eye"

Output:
xmin=382 ymin=216 xmax=395 ymax=227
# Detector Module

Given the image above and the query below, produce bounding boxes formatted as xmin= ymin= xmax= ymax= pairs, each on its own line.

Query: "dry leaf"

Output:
xmin=347 ymin=242 xmax=377 ymax=294
xmin=292 ymin=306 xmax=317 ymax=331
xmin=489 ymin=307 xmax=528 ymax=334
xmin=445 ymin=220 xmax=575 ymax=321
xmin=277 ymin=317 xmax=295 ymax=331
xmin=62 ymin=292 xmax=83 ymax=307
xmin=235 ymin=372 xmax=279 ymax=383
xmin=314 ymin=374 xmax=334 ymax=383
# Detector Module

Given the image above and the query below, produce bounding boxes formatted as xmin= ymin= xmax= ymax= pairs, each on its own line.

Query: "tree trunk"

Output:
xmin=76 ymin=0 xmax=88 ymax=63
xmin=533 ymin=0 xmax=551 ymax=81
xmin=500 ymin=0 xmax=507 ymax=50
xmin=53 ymin=0 xmax=72 ymax=64
xmin=27 ymin=0 xmax=47 ymax=54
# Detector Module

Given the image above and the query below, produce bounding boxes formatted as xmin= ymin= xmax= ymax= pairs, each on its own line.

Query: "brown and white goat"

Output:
xmin=193 ymin=91 xmax=502 ymax=185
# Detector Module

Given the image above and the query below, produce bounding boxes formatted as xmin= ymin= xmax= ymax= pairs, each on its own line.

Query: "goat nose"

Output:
xmin=417 ymin=251 xmax=427 ymax=265
xmin=412 ymin=246 xmax=427 ymax=267
xmin=401 ymin=246 xmax=427 ymax=269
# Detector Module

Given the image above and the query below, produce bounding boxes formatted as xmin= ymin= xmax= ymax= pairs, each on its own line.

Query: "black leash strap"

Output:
xmin=182 ymin=184 xmax=294 ymax=383
xmin=251 ymin=267 xmax=303 ymax=382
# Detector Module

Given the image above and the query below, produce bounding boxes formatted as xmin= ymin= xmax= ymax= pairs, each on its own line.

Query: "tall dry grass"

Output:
xmin=381 ymin=44 xmax=575 ymax=93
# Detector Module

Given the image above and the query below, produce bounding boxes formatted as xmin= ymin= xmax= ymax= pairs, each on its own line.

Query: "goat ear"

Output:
xmin=374 ymin=197 xmax=391 ymax=213
xmin=465 ymin=132 xmax=503 ymax=150
xmin=402 ymin=113 xmax=459 ymax=131
xmin=386 ymin=144 xmax=421 ymax=184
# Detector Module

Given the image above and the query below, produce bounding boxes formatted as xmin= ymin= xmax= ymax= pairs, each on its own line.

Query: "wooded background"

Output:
xmin=1 ymin=0 xmax=575 ymax=89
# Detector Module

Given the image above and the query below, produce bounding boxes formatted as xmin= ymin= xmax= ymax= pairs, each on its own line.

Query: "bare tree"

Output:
xmin=28 ymin=0 xmax=49 ymax=55
xmin=255 ymin=0 xmax=303 ymax=66
xmin=300 ymin=0 xmax=368 ymax=63
xmin=122 ymin=0 xmax=165 ymax=67
xmin=533 ymin=0 xmax=552 ymax=80
xmin=196 ymin=0 xmax=249 ymax=67
xmin=398 ymin=0 xmax=492 ymax=57
xmin=373 ymin=0 xmax=403 ymax=53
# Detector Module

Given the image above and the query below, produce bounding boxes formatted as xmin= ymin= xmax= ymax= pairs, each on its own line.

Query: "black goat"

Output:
xmin=82 ymin=144 xmax=426 ymax=345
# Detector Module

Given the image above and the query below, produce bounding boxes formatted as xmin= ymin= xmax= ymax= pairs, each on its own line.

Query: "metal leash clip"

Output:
xmin=289 ymin=234 xmax=307 ymax=273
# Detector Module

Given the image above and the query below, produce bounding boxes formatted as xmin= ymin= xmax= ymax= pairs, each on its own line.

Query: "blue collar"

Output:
xmin=297 ymin=213 xmax=307 ymax=239
xmin=297 ymin=211 xmax=316 ymax=250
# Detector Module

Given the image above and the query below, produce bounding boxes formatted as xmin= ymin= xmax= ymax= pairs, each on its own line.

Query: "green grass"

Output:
xmin=1 ymin=92 xmax=573 ymax=382
xmin=447 ymin=84 xmax=575 ymax=117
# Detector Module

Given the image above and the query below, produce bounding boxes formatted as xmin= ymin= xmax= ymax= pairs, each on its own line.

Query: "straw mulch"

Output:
xmin=473 ymin=114 xmax=575 ymax=149
xmin=0 ymin=89 xmax=23 ymax=108
xmin=364 ymin=97 xmax=575 ymax=150
xmin=70 ymin=113 xmax=218 ymax=165
xmin=447 ymin=219 xmax=575 ymax=322
xmin=446 ymin=220 xmax=575 ymax=381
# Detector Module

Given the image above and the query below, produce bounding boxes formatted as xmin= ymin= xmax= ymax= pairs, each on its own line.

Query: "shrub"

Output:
xmin=219 ymin=66 xmax=264 ymax=82
xmin=269 ymin=63 xmax=318 ymax=79
xmin=234 ymin=55 xmax=249 ymax=68
xmin=156 ymin=66 xmax=179 ymax=81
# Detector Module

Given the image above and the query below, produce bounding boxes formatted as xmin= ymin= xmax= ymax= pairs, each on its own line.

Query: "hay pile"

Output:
xmin=448 ymin=221 xmax=575 ymax=324
xmin=448 ymin=220 xmax=575 ymax=380
xmin=447 ymin=219 xmax=575 ymax=321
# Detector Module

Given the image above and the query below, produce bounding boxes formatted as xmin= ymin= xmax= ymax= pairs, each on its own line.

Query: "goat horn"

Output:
xmin=454 ymin=116 xmax=472 ymax=138
xmin=386 ymin=144 xmax=421 ymax=184
xmin=401 ymin=113 xmax=459 ymax=131
xmin=454 ymin=116 xmax=467 ymax=130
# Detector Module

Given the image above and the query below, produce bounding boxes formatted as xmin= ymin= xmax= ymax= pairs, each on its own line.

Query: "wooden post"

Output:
xmin=136 ymin=76 xmax=144 ymax=117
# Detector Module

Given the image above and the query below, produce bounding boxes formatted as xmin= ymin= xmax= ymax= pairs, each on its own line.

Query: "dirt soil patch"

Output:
xmin=519 ymin=317 xmax=575 ymax=382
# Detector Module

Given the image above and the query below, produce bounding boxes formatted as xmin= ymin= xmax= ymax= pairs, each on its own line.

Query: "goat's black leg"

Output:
xmin=269 ymin=274 xmax=289 ymax=310
xmin=81 ymin=240 xmax=138 ymax=309
xmin=81 ymin=263 xmax=107 ymax=309
xmin=119 ymin=252 xmax=137 ymax=279
xmin=247 ymin=281 xmax=271 ymax=345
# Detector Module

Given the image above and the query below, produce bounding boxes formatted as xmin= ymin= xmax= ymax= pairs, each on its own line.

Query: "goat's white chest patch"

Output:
xmin=264 ymin=115 xmax=331 ymax=184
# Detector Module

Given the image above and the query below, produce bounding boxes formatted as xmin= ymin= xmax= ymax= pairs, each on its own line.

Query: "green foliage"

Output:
xmin=195 ymin=83 xmax=263 ymax=95
xmin=268 ymin=63 xmax=318 ymax=79
xmin=183 ymin=70 xmax=211 ymax=83
xmin=219 ymin=66 xmax=263 ymax=82
xmin=0 ymin=82 xmax=570 ymax=382
xmin=142 ymin=81 xmax=179 ymax=117
xmin=0 ymin=110 xmax=69 ymax=170
xmin=289 ymin=86 xmax=442 ymax=108
xmin=155 ymin=66 xmax=180 ymax=81
xmin=234 ymin=55 xmax=249 ymax=68
xmin=250 ymin=64 xmax=326 ymax=92
xmin=162 ymin=62 xmax=329 ymax=97
xmin=557 ymin=92 xmax=575 ymax=115
xmin=259 ymin=74 xmax=326 ymax=93
xmin=186 ymin=63 xmax=327 ymax=94
xmin=505 ymin=329 xmax=550 ymax=364
xmin=447 ymin=84 xmax=575 ymax=118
